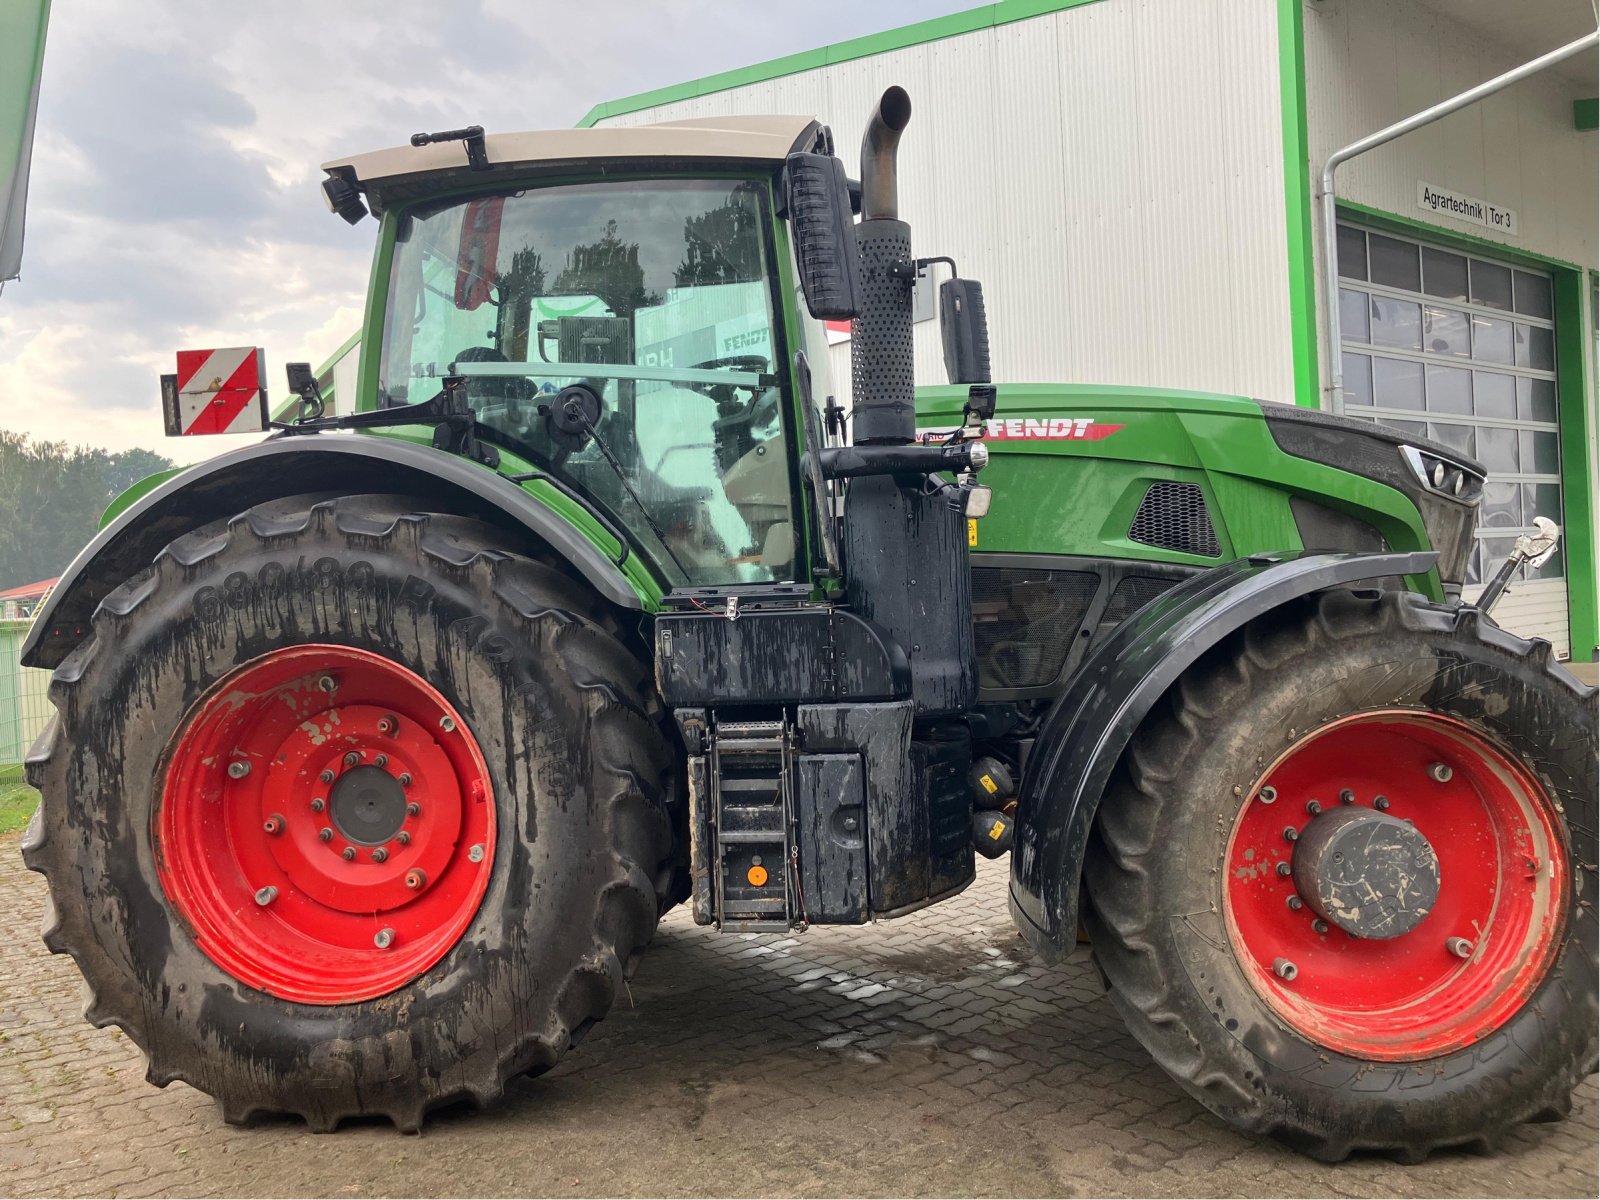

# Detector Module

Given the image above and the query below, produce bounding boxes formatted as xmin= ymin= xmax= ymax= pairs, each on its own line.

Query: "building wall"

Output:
xmin=1302 ymin=0 xmax=1598 ymax=659
xmin=593 ymin=0 xmax=1297 ymax=410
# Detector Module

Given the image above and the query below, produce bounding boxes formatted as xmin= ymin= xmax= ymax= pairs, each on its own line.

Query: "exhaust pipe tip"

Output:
xmin=861 ymin=86 xmax=913 ymax=222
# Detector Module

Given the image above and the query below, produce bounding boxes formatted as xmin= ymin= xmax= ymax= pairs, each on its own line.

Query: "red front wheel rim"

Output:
xmin=1223 ymin=710 xmax=1566 ymax=1061
xmin=155 ymin=645 xmax=497 ymax=1004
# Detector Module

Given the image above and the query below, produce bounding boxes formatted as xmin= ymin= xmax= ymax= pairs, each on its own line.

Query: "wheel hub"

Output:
xmin=1290 ymin=806 xmax=1440 ymax=939
xmin=155 ymin=645 xmax=496 ymax=1005
xmin=330 ymin=766 xmax=408 ymax=846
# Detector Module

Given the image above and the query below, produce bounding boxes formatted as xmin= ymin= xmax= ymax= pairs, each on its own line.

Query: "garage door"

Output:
xmin=1336 ymin=222 xmax=1569 ymax=657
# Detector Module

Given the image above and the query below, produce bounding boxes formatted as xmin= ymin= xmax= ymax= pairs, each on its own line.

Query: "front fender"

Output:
xmin=1007 ymin=550 xmax=1437 ymax=963
xmin=23 ymin=434 xmax=646 ymax=669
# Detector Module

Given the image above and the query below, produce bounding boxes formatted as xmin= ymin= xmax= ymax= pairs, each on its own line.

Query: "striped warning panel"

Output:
xmin=161 ymin=347 xmax=268 ymax=436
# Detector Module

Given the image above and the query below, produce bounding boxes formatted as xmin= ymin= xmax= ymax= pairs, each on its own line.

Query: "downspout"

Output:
xmin=1318 ymin=30 xmax=1598 ymax=415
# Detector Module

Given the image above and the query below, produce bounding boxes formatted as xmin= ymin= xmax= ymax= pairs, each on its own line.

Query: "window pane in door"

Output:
xmin=1470 ymin=260 xmax=1513 ymax=310
xmin=1473 ymin=371 xmax=1516 ymax=418
xmin=1472 ymin=315 xmax=1514 ymax=364
xmin=1343 ymin=353 xmax=1373 ymax=404
xmin=1374 ymin=358 xmax=1424 ymax=409
xmin=1337 ymin=225 xmax=1368 ymax=280
xmin=1425 ymin=364 xmax=1471 ymax=413
xmin=1513 ymin=270 xmax=1552 ymax=318
xmin=1340 ymin=288 xmax=1370 ymax=342
xmin=1523 ymin=483 xmax=1562 ymax=524
xmin=1476 ymin=425 xmax=1518 ymax=472
xmin=1479 ymin=482 xmax=1520 ymax=529
xmin=1423 ymin=306 xmax=1470 ymax=356
xmin=1370 ymin=234 xmax=1421 ymax=290
xmin=1520 ymin=430 xmax=1561 ymax=474
xmin=1516 ymin=376 xmax=1557 ymax=422
xmin=1520 ymin=324 xmax=1554 ymax=371
xmin=1372 ymin=297 xmax=1422 ymax=349
xmin=1427 ymin=422 xmax=1474 ymax=458
xmin=1422 ymin=247 xmax=1469 ymax=300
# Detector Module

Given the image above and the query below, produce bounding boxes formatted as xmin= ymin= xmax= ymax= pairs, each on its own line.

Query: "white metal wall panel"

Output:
xmin=1464 ymin=580 xmax=1572 ymax=659
xmin=596 ymin=0 xmax=1295 ymax=408
xmin=1303 ymin=0 xmax=1599 ymax=271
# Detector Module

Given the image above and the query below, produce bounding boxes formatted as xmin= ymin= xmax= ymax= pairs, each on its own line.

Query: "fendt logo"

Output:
xmin=916 ymin=418 xmax=1125 ymax=443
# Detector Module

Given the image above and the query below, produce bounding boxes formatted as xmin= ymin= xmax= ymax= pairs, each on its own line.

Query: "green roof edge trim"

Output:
xmin=577 ymin=0 xmax=1106 ymax=128
xmin=1277 ymin=0 xmax=1320 ymax=411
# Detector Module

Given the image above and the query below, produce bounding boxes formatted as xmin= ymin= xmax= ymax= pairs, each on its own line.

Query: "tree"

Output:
xmin=675 ymin=191 xmax=764 ymax=288
xmin=0 ymin=430 xmax=174 ymax=587
xmin=552 ymin=220 xmax=658 ymax=318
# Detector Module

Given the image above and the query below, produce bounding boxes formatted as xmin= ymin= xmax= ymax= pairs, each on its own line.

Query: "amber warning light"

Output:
xmin=161 ymin=347 xmax=269 ymax=437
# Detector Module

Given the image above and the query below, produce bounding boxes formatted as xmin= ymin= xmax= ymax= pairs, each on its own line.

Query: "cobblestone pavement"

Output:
xmin=1 ymin=840 xmax=1595 ymax=1199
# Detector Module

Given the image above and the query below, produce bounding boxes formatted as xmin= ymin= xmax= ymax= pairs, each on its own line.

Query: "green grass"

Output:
xmin=0 ymin=763 xmax=40 ymax=836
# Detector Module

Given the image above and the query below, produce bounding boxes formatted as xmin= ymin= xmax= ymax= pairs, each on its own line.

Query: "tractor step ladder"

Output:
xmin=708 ymin=718 xmax=801 ymax=932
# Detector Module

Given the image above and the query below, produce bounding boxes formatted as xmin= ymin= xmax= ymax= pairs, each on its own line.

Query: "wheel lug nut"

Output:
xmin=254 ymin=886 xmax=278 ymax=906
xmin=374 ymin=754 xmax=388 ymax=768
xmin=1312 ymin=919 xmax=1329 ymax=934
xmin=1257 ymin=786 xmax=1277 ymax=804
xmin=320 ymin=769 xmax=335 ymax=784
xmin=374 ymin=928 xmax=395 ymax=949
xmin=227 ymin=759 xmax=251 ymax=780
xmin=399 ymin=774 xmax=413 ymax=789
xmin=440 ymin=716 xmax=456 ymax=733
xmin=1283 ymin=826 xmax=1299 ymax=842
xmin=343 ymin=751 xmax=361 ymax=768
xmin=468 ymin=844 xmax=485 ymax=863
xmin=262 ymin=814 xmax=286 ymax=835
xmin=1275 ymin=861 xmax=1292 ymax=877
xmin=1272 ymin=957 xmax=1298 ymax=981
xmin=1429 ymin=762 xmax=1453 ymax=783
xmin=1339 ymin=788 xmax=1355 ymax=804
xmin=372 ymin=848 xmax=388 ymax=863
xmin=1447 ymin=936 xmax=1474 ymax=959
xmin=342 ymin=847 xmax=356 ymax=861
xmin=1286 ymin=895 xmax=1304 ymax=911
xmin=396 ymin=831 xmax=411 ymax=845
xmin=1373 ymin=795 xmax=1390 ymax=810
xmin=310 ymin=797 xmax=325 ymax=813
xmin=1306 ymin=800 xmax=1322 ymax=816
xmin=318 ymin=675 xmax=337 ymax=693
xmin=319 ymin=827 xmax=334 ymax=842
xmin=404 ymin=869 xmax=427 ymax=890
xmin=377 ymin=715 xmax=397 ymax=736
xmin=406 ymin=801 xmax=421 ymax=817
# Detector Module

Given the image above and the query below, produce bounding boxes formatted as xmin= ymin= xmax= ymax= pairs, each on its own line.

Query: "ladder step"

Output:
xmin=716 ymin=738 xmax=784 ymax=755
xmin=717 ymin=720 xmax=785 ymax=737
xmin=717 ymin=829 xmax=787 ymax=844
xmin=719 ymin=776 xmax=781 ymax=795
xmin=720 ymin=918 xmax=792 ymax=933
xmin=723 ymin=896 xmax=790 ymax=913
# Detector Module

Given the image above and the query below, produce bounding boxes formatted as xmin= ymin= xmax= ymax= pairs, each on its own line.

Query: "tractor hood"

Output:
xmin=322 ymin=115 xmax=823 ymax=215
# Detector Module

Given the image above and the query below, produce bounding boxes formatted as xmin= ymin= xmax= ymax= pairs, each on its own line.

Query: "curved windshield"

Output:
xmin=379 ymin=178 xmax=798 ymax=586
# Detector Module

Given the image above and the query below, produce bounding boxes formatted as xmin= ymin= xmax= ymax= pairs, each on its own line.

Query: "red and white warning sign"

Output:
xmin=161 ymin=347 xmax=269 ymax=436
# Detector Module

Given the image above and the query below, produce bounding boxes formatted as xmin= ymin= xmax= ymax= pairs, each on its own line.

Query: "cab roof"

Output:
xmin=322 ymin=115 xmax=822 ymax=214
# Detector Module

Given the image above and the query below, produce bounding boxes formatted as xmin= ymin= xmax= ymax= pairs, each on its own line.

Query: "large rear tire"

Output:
xmin=1082 ymin=589 xmax=1597 ymax=1161
xmin=23 ymin=496 xmax=676 ymax=1130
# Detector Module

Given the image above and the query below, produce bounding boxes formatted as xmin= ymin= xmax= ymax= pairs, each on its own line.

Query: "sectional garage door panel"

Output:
xmin=1337 ymin=222 xmax=1569 ymax=656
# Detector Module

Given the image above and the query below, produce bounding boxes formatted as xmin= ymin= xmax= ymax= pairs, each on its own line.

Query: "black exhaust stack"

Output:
xmin=851 ymin=87 xmax=915 ymax=446
xmin=842 ymin=88 xmax=975 ymax=723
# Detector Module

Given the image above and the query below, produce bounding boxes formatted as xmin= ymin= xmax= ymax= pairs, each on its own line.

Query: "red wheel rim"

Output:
xmin=1223 ymin=710 xmax=1566 ymax=1061
xmin=155 ymin=645 xmax=496 ymax=1004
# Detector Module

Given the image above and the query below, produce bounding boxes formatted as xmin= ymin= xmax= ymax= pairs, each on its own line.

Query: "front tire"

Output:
xmin=23 ymin=496 xmax=675 ymax=1130
xmin=1083 ymin=589 xmax=1597 ymax=1161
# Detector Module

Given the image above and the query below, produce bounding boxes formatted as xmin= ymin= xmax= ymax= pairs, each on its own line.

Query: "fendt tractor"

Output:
xmin=20 ymin=88 xmax=1597 ymax=1160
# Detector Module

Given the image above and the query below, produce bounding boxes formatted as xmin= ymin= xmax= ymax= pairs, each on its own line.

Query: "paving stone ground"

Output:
xmin=1 ymin=836 xmax=1595 ymax=1199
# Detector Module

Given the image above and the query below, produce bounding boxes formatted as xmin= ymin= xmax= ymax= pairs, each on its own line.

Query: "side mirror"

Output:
xmin=940 ymin=278 xmax=991 ymax=385
xmin=784 ymin=152 xmax=861 ymax=320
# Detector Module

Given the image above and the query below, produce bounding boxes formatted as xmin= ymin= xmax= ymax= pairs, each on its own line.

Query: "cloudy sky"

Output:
xmin=1 ymin=0 xmax=966 ymax=465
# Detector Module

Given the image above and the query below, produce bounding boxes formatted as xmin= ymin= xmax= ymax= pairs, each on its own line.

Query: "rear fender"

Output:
xmin=1007 ymin=550 xmax=1437 ymax=962
xmin=22 ymin=435 xmax=645 ymax=669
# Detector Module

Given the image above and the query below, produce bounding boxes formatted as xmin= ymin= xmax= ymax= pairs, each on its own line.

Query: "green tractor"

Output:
xmin=22 ymin=88 xmax=1596 ymax=1160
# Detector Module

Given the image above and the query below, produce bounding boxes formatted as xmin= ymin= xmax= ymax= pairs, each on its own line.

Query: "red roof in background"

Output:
xmin=0 ymin=577 xmax=58 ymax=602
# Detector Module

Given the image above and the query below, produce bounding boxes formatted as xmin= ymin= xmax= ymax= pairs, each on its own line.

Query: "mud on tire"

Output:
xmin=22 ymin=495 xmax=676 ymax=1130
xmin=1082 ymin=588 xmax=1598 ymax=1161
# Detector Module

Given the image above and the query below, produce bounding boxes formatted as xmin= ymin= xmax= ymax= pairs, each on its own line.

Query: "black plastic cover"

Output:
xmin=784 ymin=152 xmax=862 ymax=321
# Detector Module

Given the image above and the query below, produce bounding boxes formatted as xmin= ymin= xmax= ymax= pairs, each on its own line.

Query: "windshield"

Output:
xmin=379 ymin=178 xmax=798 ymax=587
